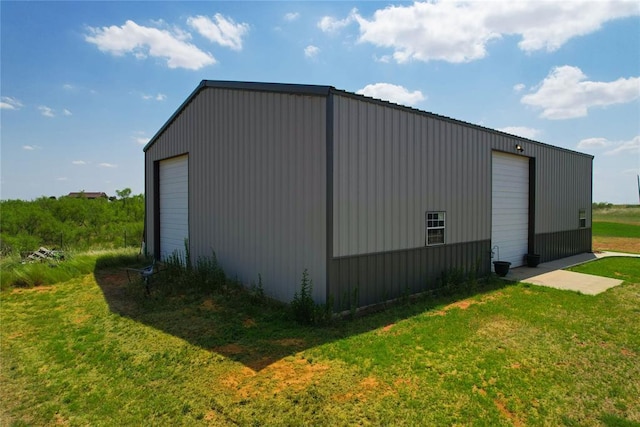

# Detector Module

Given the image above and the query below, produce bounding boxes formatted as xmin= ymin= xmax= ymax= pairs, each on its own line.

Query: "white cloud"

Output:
xmin=99 ymin=162 xmax=118 ymax=168
xmin=327 ymin=1 xmax=638 ymax=63
xmin=513 ymin=83 xmax=526 ymax=93
xmin=304 ymin=45 xmax=320 ymax=58
xmin=63 ymin=109 xmax=72 ymax=116
xmin=1 ymin=96 xmax=23 ymax=110
xmin=39 ymin=106 xmax=55 ymax=117
xmin=57 ymin=177 xmax=68 ymax=181
xmin=521 ymin=65 xmax=640 ymax=119
xmin=142 ymin=93 xmax=166 ymax=101
xmin=284 ymin=12 xmax=300 ymax=22
xmin=86 ymin=20 xmax=215 ymax=70
xmin=63 ymin=83 xmax=74 ymax=90
xmin=133 ymin=136 xmax=150 ymax=145
xmin=577 ymin=137 xmax=610 ymax=149
xmin=356 ymin=83 xmax=426 ymax=106
xmin=497 ymin=126 xmax=541 ymax=140
xmin=604 ymin=136 xmax=640 ymax=156
xmin=72 ymin=160 xmax=87 ymax=165
xmin=318 ymin=9 xmax=358 ymax=33
xmin=187 ymin=14 xmax=249 ymax=51
xmin=23 ymin=145 xmax=36 ymax=151
xmin=373 ymin=54 xmax=392 ymax=63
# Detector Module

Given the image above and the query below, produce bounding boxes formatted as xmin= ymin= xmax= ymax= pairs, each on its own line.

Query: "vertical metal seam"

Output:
xmin=326 ymin=91 xmax=334 ymax=304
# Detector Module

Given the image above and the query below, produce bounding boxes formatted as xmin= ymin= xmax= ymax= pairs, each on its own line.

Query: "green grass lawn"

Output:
xmin=592 ymin=205 xmax=640 ymax=253
xmin=592 ymin=222 xmax=640 ymax=238
xmin=2 ymin=255 xmax=639 ymax=425
xmin=569 ymin=256 xmax=640 ymax=282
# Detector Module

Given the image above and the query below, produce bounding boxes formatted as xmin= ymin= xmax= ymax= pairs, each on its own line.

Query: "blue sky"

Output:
xmin=1 ymin=1 xmax=639 ymax=203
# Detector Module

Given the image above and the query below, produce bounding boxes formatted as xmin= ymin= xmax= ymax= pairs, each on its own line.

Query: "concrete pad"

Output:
xmin=502 ymin=251 xmax=638 ymax=295
xmin=517 ymin=270 xmax=623 ymax=295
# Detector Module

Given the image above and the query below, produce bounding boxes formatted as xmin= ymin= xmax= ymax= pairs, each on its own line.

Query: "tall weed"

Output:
xmin=291 ymin=269 xmax=332 ymax=325
xmin=0 ymin=249 xmax=140 ymax=291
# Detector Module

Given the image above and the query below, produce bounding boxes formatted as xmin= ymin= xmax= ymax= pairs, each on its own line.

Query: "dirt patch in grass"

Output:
xmin=221 ymin=366 xmax=256 ymax=391
xmin=382 ymin=323 xmax=395 ymax=332
xmin=11 ymin=285 xmax=55 ymax=294
xmin=436 ymin=292 xmax=506 ymax=314
xmin=200 ymin=298 xmax=220 ymax=311
xmin=360 ymin=376 xmax=379 ymax=389
xmin=265 ymin=358 xmax=331 ymax=394
xmin=376 ymin=323 xmax=403 ymax=336
xmin=494 ymin=396 xmax=523 ymax=427
xmin=242 ymin=318 xmax=257 ymax=328
xmin=214 ymin=343 xmax=246 ymax=355
xmin=232 ymin=357 xmax=331 ymax=398
xmin=428 ymin=310 xmax=447 ymax=316
xmin=333 ymin=376 xmax=394 ymax=403
xmin=472 ymin=385 xmax=488 ymax=396
xmin=593 ymin=236 xmax=640 ymax=254
xmin=271 ymin=338 xmax=305 ymax=347
xmin=447 ymin=300 xmax=474 ymax=310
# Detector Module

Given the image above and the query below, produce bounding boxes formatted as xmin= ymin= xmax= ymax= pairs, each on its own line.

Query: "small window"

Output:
xmin=426 ymin=211 xmax=446 ymax=245
xmin=579 ymin=209 xmax=586 ymax=228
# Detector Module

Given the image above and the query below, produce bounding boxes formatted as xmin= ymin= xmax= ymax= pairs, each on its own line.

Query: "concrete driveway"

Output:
xmin=502 ymin=251 xmax=640 ymax=295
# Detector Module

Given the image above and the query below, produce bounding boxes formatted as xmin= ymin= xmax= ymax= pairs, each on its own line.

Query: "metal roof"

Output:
xmin=144 ymin=80 xmax=593 ymax=159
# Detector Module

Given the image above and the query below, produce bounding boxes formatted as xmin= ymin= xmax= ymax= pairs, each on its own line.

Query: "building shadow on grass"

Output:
xmin=93 ymin=255 xmax=510 ymax=373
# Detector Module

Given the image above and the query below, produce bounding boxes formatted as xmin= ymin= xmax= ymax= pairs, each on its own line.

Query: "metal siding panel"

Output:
xmin=145 ymin=87 xmax=327 ymax=304
xmin=534 ymin=146 xmax=593 ymax=234
xmin=329 ymin=240 xmax=491 ymax=311
xmin=332 ymin=95 xmax=498 ymax=257
xmin=535 ymin=229 xmax=591 ymax=262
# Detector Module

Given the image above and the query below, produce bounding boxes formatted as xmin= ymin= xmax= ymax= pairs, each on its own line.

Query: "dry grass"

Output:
xmin=593 ymin=236 xmax=640 ymax=254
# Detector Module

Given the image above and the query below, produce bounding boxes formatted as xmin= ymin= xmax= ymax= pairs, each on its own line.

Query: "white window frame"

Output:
xmin=426 ymin=211 xmax=446 ymax=246
xmin=579 ymin=209 xmax=586 ymax=228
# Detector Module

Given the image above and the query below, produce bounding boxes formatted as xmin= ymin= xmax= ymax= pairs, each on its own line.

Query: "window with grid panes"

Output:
xmin=579 ymin=209 xmax=586 ymax=228
xmin=426 ymin=211 xmax=445 ymax=245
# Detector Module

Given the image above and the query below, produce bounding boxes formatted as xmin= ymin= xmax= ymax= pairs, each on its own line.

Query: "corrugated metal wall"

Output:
xmin=332 ymin=93 xmax=592 ymax=259
xmin=332 ymin=94 xmax=491 ymax=257
xmin=145 ymin=88 xmax=327 ymax=303
xmin=533 ymin=149 xmax=592 ymax=233
xmin=330 ymin=241 xmax=491 ymax=310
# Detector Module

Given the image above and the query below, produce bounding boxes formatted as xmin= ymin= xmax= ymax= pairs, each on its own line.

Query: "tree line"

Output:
xmin=0 ymin=189 xmax=144 ymax=255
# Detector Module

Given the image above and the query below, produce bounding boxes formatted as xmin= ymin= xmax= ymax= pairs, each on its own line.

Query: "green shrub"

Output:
xmin=290 ymin=269 xmax=332 ymax=325
xmin=154 ymin=244 xmax=226 ymax=295
xmin=0 ymin=191 xmax=145 ymax=255
xmin=249 ymin=274 xmax=266 ymax=304
xmin=291 ymin=269 xmax=315 ymax=324
xmin=592 ymin=202 xmax=614 ymax=210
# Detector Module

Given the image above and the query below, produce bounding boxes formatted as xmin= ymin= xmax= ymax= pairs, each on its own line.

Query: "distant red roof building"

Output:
xmin=67 ymin=192 xmax=108 ymax=199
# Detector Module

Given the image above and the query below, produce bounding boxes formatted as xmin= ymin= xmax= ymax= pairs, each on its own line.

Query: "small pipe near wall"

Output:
xmin=491 ymin=245 xmax=500 ymax=261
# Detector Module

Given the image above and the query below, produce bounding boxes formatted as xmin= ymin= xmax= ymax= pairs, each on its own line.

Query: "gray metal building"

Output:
xmin=144 ymin=80 xmax=592 ymax=310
